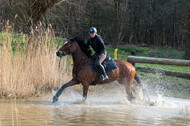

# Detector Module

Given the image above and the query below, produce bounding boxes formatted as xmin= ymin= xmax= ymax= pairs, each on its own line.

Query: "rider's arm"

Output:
xmin=96 ymin=36 xmax=106 ymax=56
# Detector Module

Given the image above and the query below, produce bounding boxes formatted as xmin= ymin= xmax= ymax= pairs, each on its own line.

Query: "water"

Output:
xmin=0 ymin=84 xmax=190 ymax=126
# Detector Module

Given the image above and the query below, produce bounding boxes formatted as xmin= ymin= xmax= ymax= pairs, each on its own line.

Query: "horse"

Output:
xmin=53 ymin=36 xmax=142 ymax=103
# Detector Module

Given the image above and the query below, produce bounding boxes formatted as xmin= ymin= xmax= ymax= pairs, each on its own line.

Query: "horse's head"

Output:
xmin=56 ymin=36 xmax=82 ymax=57
xmin=56 ymin=39 xmax=74 ymax=57
xmin=56 ymin=36 xmax=92 ymax=58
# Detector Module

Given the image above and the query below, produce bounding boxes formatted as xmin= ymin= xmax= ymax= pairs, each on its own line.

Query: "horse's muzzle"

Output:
xmin=56 ymin=51 xmax=64 ymax=57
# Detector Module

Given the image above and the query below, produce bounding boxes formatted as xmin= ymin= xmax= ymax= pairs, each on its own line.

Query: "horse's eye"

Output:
xmin=65 ymin=43 xmax=70 ymax=46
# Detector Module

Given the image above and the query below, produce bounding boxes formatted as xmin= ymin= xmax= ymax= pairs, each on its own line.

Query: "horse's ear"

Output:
xmin=69 ymin=36 xmax=83 ymax=42
xmin=75 ymin=36 xmax=81 ymax=42
xmin=69 ymin=37 xmax=75 ymax=42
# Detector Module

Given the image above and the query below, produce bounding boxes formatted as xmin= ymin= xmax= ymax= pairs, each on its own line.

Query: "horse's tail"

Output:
xmin=134 ymin=73 xmax=142 ymax=85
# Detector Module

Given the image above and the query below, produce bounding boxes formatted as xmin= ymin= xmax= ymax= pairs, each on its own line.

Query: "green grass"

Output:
xmin=0 ymin=32 xmax=67 ymax=52
xmin=0 ymin=33 xmax=28 ymax=54
xmin=55 ymin=37 xmax=67 ymax=45
xmin=117 ymin=46 xmax=184 ymax=58
xmin=107 ymin=46 xmax=185 ymax=60
xmin=106 ymin=46 xmax=189 ymax=73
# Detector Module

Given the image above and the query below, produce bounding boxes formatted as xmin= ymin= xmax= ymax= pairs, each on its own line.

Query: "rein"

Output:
xmin=73 ymin=58 xmax=91 ymax=75
xmin=58 ymin=58 xmax=62 ymax=87
xmin=59 ymin=40 xmax=92 ymax=76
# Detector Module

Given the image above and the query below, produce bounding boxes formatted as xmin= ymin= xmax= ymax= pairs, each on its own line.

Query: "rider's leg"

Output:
xmin=95 ymin=52 xmax=108 ymax=80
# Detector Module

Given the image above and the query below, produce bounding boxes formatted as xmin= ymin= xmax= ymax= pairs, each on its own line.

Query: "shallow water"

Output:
xmin=0 ymin=84 xmax=190 ymax=126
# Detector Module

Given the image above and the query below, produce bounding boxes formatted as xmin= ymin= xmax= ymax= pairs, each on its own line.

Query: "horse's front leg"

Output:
xmin=82 ymin=84 xmax=89 ymax=101
xmin=52 ymin=79 xmax=79 ymax=103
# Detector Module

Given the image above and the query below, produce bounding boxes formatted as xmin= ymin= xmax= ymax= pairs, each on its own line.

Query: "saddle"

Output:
xmin=91 ymin=55 xmax=117 ymax=85
xmin=92 ymin=55 xmax=117 ymax=73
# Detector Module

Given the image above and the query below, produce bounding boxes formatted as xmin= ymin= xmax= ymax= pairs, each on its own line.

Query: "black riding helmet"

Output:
xmin=89 ymin=27 xmax=97 ymax=34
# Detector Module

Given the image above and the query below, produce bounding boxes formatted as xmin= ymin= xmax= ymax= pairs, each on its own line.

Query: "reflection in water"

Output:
xmin=0 ymin=99 xmax=51 ymax=126
xmin=0 ymin=83 xmax=190 ymax=126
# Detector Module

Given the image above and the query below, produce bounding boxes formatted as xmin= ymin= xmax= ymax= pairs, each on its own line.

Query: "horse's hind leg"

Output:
xmin=118 ymin=78 xmax=134 ymax=101
xmin=134 ymin=73 xmax=150 ymax=100
xmin=119 ymin=70 xmax=135 ymax=101
xmin=125 ymin=80 xmax=134 ymax=101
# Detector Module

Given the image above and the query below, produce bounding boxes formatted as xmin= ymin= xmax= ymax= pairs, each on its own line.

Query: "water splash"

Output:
xmin=51 ymin=89 xmax=57 ymax=96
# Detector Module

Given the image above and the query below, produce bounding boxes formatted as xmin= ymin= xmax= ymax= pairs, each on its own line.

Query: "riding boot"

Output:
xmin=97 ymin=64 xmax=109 ymax=81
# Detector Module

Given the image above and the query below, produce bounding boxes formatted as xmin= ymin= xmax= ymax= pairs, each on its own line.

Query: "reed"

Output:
xmin=0 ymin=22 xmax=71 ymax=98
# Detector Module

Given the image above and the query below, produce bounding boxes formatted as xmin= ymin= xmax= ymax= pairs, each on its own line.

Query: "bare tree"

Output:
xmin=0 ymin=0 xmax=189 ymax=52
xmin=6 ymin=0 xmax=66 ymax=26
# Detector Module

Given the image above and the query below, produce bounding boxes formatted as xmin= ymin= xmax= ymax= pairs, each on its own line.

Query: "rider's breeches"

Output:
xmin=95 ymin=52 xmax=107 ymax=75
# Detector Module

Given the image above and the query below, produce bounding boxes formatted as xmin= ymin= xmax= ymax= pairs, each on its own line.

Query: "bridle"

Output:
xmin=58 ymin=40 xmax=91 ymax=76
xmin=60 ymin=41 xmax=74 ymax=56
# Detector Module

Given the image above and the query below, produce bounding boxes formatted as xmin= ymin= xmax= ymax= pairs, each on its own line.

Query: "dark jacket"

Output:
xmin=87 ymin=35 xmax=106 ymax=56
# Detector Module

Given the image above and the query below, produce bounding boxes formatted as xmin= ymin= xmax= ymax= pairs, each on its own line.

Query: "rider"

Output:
xmin=87 ymin=27 xmax=108 ymax=81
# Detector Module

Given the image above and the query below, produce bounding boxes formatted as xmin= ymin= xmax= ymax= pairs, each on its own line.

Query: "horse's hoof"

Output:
xmin=82 ymin=97 xmax=86 ymax=102
xmin=52 ymin=95 xmax=58 ymax=103
xmin=128 ymin=95 xmax=134 ymax=102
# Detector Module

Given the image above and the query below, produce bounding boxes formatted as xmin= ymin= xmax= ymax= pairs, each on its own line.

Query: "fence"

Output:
xmin=127 ymin=56 xmax=190 ymax=79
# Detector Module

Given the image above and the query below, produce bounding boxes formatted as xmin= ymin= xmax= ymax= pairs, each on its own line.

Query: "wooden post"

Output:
xmin=127 ymin=55 xmax=190 ymax=79
xmin=136 ymin=66 xmax=190 ymax=79
xmin=128 ymin=56 xmax=190 ymax=66
xmin=129 ymin=51 xmax=136 ymax=66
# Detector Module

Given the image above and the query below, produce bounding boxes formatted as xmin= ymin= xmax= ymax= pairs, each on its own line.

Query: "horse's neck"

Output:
xmin=72 ymin=45 xmax=89 ymax=68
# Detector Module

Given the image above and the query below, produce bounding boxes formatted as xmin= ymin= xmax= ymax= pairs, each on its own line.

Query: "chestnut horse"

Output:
xmin=53 ymin=36 xmax=142 ymax=103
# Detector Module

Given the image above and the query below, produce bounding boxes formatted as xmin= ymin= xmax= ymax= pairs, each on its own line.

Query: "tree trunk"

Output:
xmin=184 ymin=41 xmax=190 ymax=60
xmin=112 ymin=0 xmax=121 ymax=48
xmin=184 ymin=7 xmax=190 ymax=60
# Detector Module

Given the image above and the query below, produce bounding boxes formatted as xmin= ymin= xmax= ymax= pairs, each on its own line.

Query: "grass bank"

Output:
xmin=106 ymin=45 xmax=190 ymax=96
xmin=106 ymin=46 xmax=190 ymax=73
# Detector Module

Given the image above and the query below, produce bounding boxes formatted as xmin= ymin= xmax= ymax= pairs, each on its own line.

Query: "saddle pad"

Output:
xmin=102 ymin=56 xmax=117 ymax=73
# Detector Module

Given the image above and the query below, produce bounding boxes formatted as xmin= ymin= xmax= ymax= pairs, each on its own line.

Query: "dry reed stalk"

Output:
xmin=0 ymin=22 xmax=71 ymax=98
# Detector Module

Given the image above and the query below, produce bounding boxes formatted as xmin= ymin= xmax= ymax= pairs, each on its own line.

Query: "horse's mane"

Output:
xmin=69 ymin=36 xmax=92 ymax=58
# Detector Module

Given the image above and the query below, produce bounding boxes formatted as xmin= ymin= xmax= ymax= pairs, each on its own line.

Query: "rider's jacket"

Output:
xmin=87 ymin=35 xmax=106 ymax=56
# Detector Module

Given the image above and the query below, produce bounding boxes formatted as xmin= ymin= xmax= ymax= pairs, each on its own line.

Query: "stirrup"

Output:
xmin=102 ymin=75 xmax=109 ymax=81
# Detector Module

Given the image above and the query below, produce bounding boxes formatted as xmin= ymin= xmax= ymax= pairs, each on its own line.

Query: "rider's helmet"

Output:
xmin=89 ymin=27 xmax=97 ymax=34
